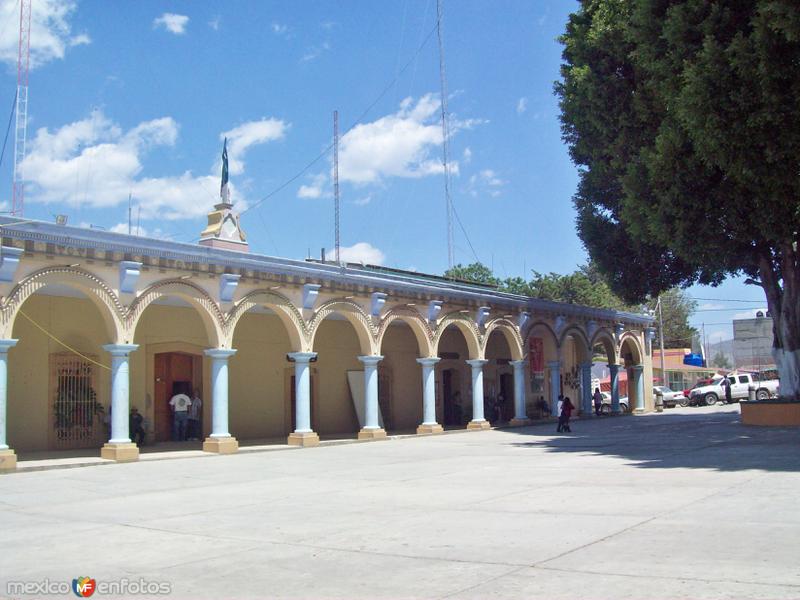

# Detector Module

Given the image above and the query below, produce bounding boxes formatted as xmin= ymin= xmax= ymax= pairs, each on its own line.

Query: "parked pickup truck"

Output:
xmin=689 ymin=372 xmax=780 ymax=406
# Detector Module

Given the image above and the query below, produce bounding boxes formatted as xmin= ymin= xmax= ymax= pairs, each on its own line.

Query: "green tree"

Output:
xmin=557 ymin=0 xmax=800 ymax=398
xmin=712 ymin=351 xmax=732 ymax=370
xmin=443 ymin=263 xmax=500 ymax=287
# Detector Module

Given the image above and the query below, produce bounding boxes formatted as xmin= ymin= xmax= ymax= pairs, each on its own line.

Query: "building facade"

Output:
xmin=0 ymin=217 xmax=654 ymax=472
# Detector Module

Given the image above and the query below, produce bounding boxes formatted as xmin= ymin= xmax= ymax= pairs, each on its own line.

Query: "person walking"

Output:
xmin=169 ymin=385 xmax=192 ymax=442
xmin=188 ymin=389 xmax=203 ymax=441
xmin=593 ymin=387 xmax=603 ymax=416
xmin=723 ymin=377 xmax=732 ymax=404
xmin=558 ymin=396 xmax=575 ymax=433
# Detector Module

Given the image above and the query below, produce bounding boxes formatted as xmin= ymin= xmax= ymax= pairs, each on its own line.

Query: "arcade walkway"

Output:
xmin=2 ymin=405 xmax=798 ymax=599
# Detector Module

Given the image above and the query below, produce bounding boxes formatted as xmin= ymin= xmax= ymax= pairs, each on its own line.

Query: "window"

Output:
xmin=49 ymin=353 xmax=105 ymax=450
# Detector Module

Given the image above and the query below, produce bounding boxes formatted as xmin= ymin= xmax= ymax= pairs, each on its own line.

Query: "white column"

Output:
xmin=633 ymin=365 xmax=645 ymax=412
xmin=100 ymin=344 xmax=140 ymax=462
xmin=610 ymin=363 xmax=621 ymax=414
xmin=358 ymin=355 xmax=386 ymax=439
xmin=548 ymin=360 xmax=561 ymax=418
xmin=417 ymin=357 xmax=443 ymax=434
xmin=466 ymin=359 xmax=490 ymax=430
xmin=287 ymin=352 xmax=320 ymax=447
xmin=202 ymin=348 xmax=238 ymax=453
xmin=580 ymin=362 xmax=593 ymax=416
xmin=0 ymin=339 xmax=18 ymax=455
xmin=510 ymin=359 xmax=530 ymax=425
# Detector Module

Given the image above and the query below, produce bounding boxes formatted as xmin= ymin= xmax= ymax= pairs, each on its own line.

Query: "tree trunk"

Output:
xmin=758 ymin=247 xmax=800 ymax=400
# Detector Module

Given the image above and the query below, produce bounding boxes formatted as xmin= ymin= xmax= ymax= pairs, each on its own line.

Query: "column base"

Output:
xmin=416 ymin=423 xmax=444 ymax=435
xmin=100 ymin=442 xmax=139 ymax=462
xmin=202 ymin=436 xmax=239 ymax=454
xmin=358 ymin=427 xmax=387 ymax=440
xmin=467 ymin=420 xmax=491 ymax=430
xmin=509 ymin=418 xmax=532 ymax=427
xmin=634 ymin=408 xmax=646 ymax=414
xmin=0 ymin=448 xmax=17 ymax=472
xmin=287 ymin=431 xmax=320 ymax=447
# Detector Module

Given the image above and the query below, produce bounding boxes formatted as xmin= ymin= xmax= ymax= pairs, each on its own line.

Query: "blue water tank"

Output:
xmin=683 ymin=353 xmax=704 ymax=367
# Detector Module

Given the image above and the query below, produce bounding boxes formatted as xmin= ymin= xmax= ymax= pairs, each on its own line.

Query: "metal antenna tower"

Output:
xmin=437 ymin=0 xmax=454 ymax=271
xmin=12 ymin=0 xmax=31 ymax=217
xmin=333 ymin=110 xmax=341 ymax=264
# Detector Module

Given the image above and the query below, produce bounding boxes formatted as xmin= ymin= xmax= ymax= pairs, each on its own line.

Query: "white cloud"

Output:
xmin=208 ymin=16 xmax=220 ymax=31
xmin=699 ymin=303 xmax=726 ymax=311
xmin=22 ymin=111 xmax=286 ymax=222
xmin=466 ymin=168 xmax=506 ymax=198
xmin=353 ymin=194 xmax=372 ymax=206
xmin=339 ymin=94 xmax=480 ymax=185
xmin=297 ymin=173 xmax=327 ymax=199
xmin=516 ymin=97 xmax=528 ymax=115
xmin=271 ymin=23 xmax=288 ymax=35
xmin=0 ymin=0 xmax=89 ymax=69
xmin=462 ymin=147 xmax=472 ymax=163
xmin=301 ymin=41 xmax=330 ymax=62
xmin=153 ymin=13 xmax=189 ymax=35
xmin=330 ymin=242 xmax=386 ymax=265
xmin=221 ymin=118 xmax=287 ymax=176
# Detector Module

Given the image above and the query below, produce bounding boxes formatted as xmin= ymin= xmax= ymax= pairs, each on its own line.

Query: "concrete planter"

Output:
xmin=740 ymin=399 xmax=800 ymax=426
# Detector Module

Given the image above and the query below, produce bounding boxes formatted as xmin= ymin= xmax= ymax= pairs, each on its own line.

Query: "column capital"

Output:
xmin=358 ymin=355 xmax=384 ymax=367
xmin=510 ymin=359 xmax=526 ymax=368
xmin=205 ymin=348 xmax=237 ymax=360
xmin=288 ymin=351 xmax=317 ymax=364
xmin=609 ymin=363 xmax=620 ymax=373
xmin=547 ymin=360 xmax=561 ymax=369
xmin=0 ymin=339 xmax=18 ymax=353
xmin=631 ymin=364 xmax=644 ymax=372
xmin=416 ymin=357 xmax=441 ymax=367
xmin=466 ymin=358 xmax=489 ymax=368
xmin=102 ymin=343 xmax=138 ymax=356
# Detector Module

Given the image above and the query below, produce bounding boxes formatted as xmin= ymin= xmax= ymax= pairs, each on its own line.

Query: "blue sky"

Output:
xmin=0 ymin=0 xmax=768 ymax=344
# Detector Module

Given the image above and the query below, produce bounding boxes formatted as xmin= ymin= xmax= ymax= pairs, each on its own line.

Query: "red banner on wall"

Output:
xmin=529 ymin=337 xmax=544 ymax=376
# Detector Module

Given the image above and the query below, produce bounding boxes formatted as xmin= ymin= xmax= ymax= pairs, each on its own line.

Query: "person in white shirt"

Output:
xmin=187 ymin=389 xmax=203 ymax=441
xmin=169 ymin=386 xmax=192 ymax=441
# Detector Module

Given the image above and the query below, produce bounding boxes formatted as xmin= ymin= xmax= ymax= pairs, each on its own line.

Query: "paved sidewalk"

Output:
xmin=2 ymin=405 xmax=799 ymax=599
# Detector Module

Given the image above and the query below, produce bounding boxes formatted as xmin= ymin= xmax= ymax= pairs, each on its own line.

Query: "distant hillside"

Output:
xmin=707 ymin=338 xmax=735 ymax=368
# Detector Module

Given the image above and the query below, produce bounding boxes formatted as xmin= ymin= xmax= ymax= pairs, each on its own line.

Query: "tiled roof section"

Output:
xmin=0 ymin=217 xmax=652 ymax=325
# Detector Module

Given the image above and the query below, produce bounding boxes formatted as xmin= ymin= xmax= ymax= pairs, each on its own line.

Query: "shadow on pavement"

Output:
xmin=504 ymin=407 xmax=800 ymax=472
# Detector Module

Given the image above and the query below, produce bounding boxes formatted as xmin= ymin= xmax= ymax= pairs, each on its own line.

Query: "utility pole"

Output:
xmin=333 ymin=110 xmax=340 ymax=264
xmin=436 ymin=0 xmax=454 ymax=271
xmin=657 ymin=295 xmax=666 ymax=385
xmin=12 ymin=0 xmax=31 ymax=217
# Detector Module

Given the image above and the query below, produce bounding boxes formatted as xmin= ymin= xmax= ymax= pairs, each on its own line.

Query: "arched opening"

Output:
xmin=433 ymin=319 xmax=480 ymax=428
xmin=228 ymin=303 xmax=299 ymax=443
xmin=559 ymin=327 xmax=591 ymax=415
xmin=591 ymin=330 xmax=619 ymax=414
xmin=132 ymin=292 xmax=218 ymax=446
xmin=620 ymin=334 xmax=645 ymax=413
xmin=378 ymin=319 xmax=423 ymax=432
xmin=483 ymin=327 xmax=517 ymax=424
xmin=311 ymin=310 xmax=372 ymax=438
xmin=8 ymin=282 xmax=119 ymax=453
xmin=524 ymin=323 xmax=559 ymax=419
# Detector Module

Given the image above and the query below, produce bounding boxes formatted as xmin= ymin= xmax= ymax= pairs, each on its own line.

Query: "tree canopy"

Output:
xmin=445 ymin=261 xmax=696 ymax=348
xmin=556 ymin=0 xmax=800 ymax=397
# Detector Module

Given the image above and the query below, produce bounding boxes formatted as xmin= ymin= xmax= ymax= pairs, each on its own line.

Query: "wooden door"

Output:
xmin=154 ymin=352 xmax=195 ymax=442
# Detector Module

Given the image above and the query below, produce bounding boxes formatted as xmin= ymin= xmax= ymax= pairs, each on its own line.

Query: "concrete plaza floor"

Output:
xmin=2 ymin=404 xmax=799 ymax=600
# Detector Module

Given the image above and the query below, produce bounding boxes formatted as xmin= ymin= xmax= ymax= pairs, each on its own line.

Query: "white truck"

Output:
xmin=689 ymin=372 xmax=780 ymax=406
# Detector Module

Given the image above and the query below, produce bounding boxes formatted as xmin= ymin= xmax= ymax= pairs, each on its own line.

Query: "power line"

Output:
xmin=240 ymin=22 xmax=439 ymax=220
xmin=689 ymin=296 xmax=766 ymax=303
xmin=0 ymin=90 xmax=17 ymax=170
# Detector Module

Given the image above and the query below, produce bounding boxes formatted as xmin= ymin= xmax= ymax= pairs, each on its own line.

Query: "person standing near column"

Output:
xmin=169 ymin=384 xmax=192 ymax=441
xmin=188 ymin=388 xmax=203 ymax=441
xmin=593 ymin=387 xmax=603 ymax=416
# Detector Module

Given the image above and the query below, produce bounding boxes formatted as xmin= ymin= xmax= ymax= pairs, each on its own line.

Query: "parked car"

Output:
xmin=689 ymin=372 xmax=780 ymax=406
xmin=600 ymin=395 xmax=629 ymax=414
xmin=653 ymin=386 xmax=688 ymax=408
